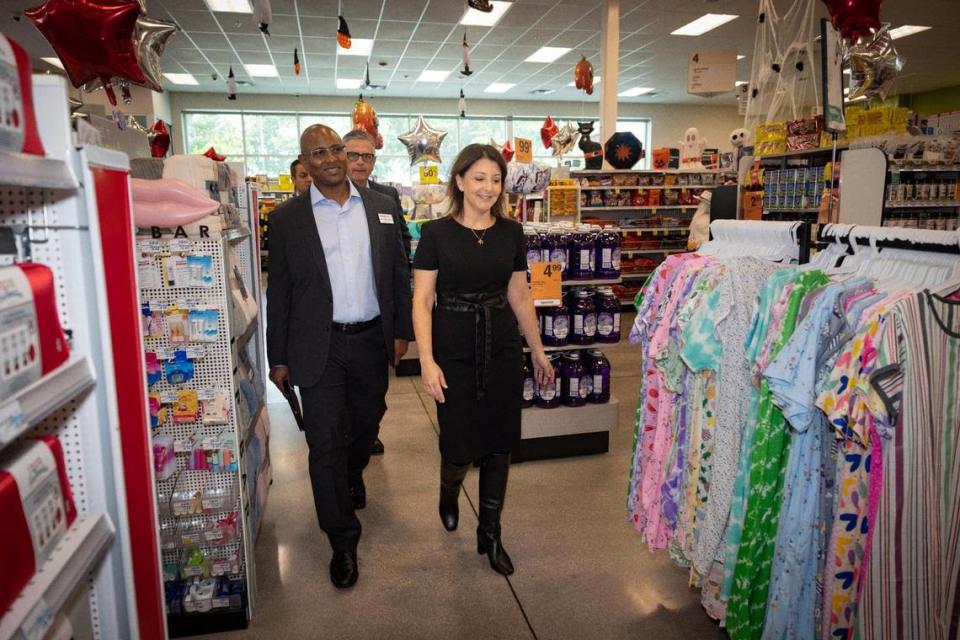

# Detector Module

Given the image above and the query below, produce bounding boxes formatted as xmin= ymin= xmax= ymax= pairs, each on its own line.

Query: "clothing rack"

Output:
xmin=817 ymin=223 xmax=960 ymax=255
xmin=704 ymin=219 xmax=814 ymax=263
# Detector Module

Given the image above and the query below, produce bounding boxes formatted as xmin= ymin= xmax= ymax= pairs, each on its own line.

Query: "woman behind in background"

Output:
xmin=412 ymin=144 xmax=553 ymax=575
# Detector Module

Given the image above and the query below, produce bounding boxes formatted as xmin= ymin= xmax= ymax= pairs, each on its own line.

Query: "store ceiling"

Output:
xmin=11 ymin=0 xmax=960 ymax=104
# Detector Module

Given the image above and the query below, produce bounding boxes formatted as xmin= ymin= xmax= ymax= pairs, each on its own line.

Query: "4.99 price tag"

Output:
xmin=529 ymin=261 xmax=561 ymax=307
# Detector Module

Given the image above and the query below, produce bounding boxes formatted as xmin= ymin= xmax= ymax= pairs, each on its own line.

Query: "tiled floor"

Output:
xmin=207 ymin=331 xmax=726 ymax=639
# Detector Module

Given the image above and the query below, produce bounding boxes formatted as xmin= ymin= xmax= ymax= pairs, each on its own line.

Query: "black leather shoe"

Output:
xmin=370 ymin=438 xmax=385 ymax=455
xmin=329 ymin=550 xmax=358 ymax=589
xmin=349 ymin=478 xmax=366 ymax=510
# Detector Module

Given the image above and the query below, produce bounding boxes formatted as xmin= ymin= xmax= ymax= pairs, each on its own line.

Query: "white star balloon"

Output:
xmin=398 ymin=115 xmax=448 ymax=166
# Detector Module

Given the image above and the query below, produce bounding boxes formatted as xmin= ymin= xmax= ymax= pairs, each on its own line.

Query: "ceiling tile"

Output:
xmin=377 ymin=21 xmax=417 ymax=41
xmin=413 ymin=23 xmax=455 ymax=43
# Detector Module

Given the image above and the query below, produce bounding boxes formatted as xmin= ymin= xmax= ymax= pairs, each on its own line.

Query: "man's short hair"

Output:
xmin=290 ymin=159 xmax=302 ymax=176
xmin=342 ymin=129 xmax=377 ymax=148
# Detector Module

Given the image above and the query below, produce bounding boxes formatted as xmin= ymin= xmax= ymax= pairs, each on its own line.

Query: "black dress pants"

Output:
xmin=299 ymin=324 xmax=388 ymax=551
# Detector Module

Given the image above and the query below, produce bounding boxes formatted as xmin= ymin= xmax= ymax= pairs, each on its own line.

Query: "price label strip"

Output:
xmin=529 ymin=261 xmax=562 ymax=307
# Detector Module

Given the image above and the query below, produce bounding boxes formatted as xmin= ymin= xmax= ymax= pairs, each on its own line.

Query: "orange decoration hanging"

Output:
xmin=574 ymin=56 xmax=594 ymax=95
xmin=352 ymin=95 xmax=383 ymax=149
xmin=337 ymin=15 xmax=352 ymax=49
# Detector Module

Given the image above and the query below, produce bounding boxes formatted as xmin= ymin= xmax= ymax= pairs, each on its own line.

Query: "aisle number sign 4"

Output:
xmin=419 ymin=166 xmax=439 ymax=183
xmin=515 ymin=137 xmax=533 ymax=164
xmin=530 ymin=261 xmax=561 ymax=307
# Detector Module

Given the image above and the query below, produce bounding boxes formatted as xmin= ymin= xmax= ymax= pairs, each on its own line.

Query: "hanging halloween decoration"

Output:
xmin=467 ymin=0 xmax=493 ymax=11
xmin=337 ymin=15 xmax=352 ymax=49
xmin=540 ymin=116 xmax=558 ymax=150
xmin=226 ymin=65 xmax=237 ymax=100
xmin=25 ymin=0 xmax=146 ymax=105
xmin=501 ymin=141 xmax=514 ymax=163
xmin=577 ymin=121 xmax=603 ymax=169
xmin=603 ymin=131 xmax=642 ymax=170
xmin=574 ymin=56 xmax=594 ymax=95
xmin=458 ymin=90 xmax=466 ymax=118
xmin=820 ymin=0 xmax=881 ymax=44
xmin=253 ymin=0 xmax=271 ymax=35
xmin=149 ymin=119 xmax=170 ymax=158
xmin=398 ymin=115 xmax=447 ymax=166
xmin=293 ymin=48 xmax=300 ymax=75
xmin=846 ymin=24 xmax=904 ymax=101
xmin=352 ymin=95 xmax=384 ymax=149
xmin=461 ymin=32 xmax=473 ymax=76
xmin=550 ymin=122 xmax=579 ymax=159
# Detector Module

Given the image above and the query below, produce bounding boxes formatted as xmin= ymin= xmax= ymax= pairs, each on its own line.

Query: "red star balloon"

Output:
xmin=25 ymin=0 xmax=147 ymax=106
xmin=540 ymin=116 xmax=558 ymax=150
xmin=149 ymin=120 xmax=170 ymax=158
xmin=204 ymin=147 xmax=226 ymax=162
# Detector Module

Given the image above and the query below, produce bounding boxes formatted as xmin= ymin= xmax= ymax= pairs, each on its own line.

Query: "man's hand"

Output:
xmin=269 ymin=365 xmax=290 ymax=392
xmin=393 ymin=339 xmax=409 ymax=367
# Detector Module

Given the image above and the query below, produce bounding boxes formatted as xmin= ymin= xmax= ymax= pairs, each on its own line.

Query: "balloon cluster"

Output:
xmin=539 ymin=117 xmax=581 ymax=160
xmin=820 ymin=0 xmax=881 ymax=44
xmin=25 ymin=0 xmax=177 ymax=106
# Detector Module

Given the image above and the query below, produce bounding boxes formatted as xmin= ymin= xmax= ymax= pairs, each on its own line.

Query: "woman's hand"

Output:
xmin=420 ymin=359 xmax=448 ymax=403
xmin=532 ymin=350 xmax=554 ymax=387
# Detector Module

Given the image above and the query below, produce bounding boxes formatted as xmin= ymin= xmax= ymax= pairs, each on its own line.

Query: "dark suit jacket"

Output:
xmin=364 ymin=180 xmax=412 ymax=258
xmin=266 ymin=185 xmax=414 ymax=387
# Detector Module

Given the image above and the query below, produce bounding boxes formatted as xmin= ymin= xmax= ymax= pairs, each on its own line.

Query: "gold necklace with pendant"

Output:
xmin=470 ymin=226 xmax=489 ymax=245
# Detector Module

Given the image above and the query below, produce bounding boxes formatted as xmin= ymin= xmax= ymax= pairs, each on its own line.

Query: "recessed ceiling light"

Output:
xmin=526 ymin=46 xmax=571 ymax=64
xmin=618 ymin=87 xmax=655 ymax=97
xmin=41 ymin=57 xmax=64 ymax=69
xmin=203 ymin=0 xmax=251 ymax=13
xmin=888 ymin=25 xmax=931 ymax=40
xmin=567 ymin=76 xmax=601 ymax=87
xmin=484 ymin=82 xmax=515 ymax=94
xmin=671 ymin=14 xmax=738 ymax=36
xmin=337 ymin=38 xmax=374 ymax=57
xmin=530 ymin=88 xmax=556 ymax=95
xmin=461 ymin=1 xmax=512 ymax=27
xmin=737 ymin=54 xmax=746 ymax=60
xmin=336 ymin=78 xmax=363 ymax=89
xmin=163 ymin=73 xmax=199 ymax=85
xmin=417 ymin=69 xmax=450 ymax=83
xmin=735 ymin=80 xmax=748 ymax=86
xmin=244 ymin=63 xmax=278 ymax=77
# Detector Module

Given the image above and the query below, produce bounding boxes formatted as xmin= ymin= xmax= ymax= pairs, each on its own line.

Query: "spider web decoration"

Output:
xmin=744 ymin=0 xmax=821 ymax=133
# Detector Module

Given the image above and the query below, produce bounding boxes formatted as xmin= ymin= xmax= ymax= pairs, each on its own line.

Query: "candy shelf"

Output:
xmin=764 ymin=207 xmax=821 ymax=214
xmin=756 ymin=147 xmax=847 ymax=160
xmin=0 ymin=513 xmax=114 ymax=640
xmin=576 ymin=185 xmax=717 ymax=191
xmin=622 ymin=272 xmax=655 ymax=280
xmin=0 ymin=356 xmax=96 ymax=451
xmin=620 ymin=227 xmax=688 ymax=234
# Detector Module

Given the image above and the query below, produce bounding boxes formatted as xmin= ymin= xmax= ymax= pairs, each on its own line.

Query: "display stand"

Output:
xmin=1 ymin=75 xmax=165 ymax=640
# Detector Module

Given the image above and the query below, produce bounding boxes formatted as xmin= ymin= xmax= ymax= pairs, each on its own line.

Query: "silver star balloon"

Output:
xmin=846 ymin=24 xmax=904 ymax=102
xmin=134 ymin=16 xmax=177 ymax=92
xmin=551 ymin=122 xmax=580 ymax=158
xmin=398 ymin=115 xmax=448 ymax=166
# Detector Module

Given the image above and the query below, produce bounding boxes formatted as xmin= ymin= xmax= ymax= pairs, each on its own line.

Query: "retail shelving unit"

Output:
xmin=882 ymin=162 xmax=960 ymax=230
xmin=1 ymin=76 xmax=164 ymax=640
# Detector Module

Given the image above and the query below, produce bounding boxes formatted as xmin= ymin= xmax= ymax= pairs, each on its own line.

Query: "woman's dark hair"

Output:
xmin=446 ymin=143 xmax=508 ymax=219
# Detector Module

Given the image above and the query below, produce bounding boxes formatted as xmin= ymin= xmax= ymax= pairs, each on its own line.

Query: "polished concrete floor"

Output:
xmin=209 ymin=333 xmax=727 ymax=639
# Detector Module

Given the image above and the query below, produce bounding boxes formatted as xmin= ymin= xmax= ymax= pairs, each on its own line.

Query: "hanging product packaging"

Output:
xmin=0 ymin=35 xmax=46 ymax=156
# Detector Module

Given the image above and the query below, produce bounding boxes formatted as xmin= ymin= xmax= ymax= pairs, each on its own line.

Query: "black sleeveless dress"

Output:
xmin=413 ymin=216 xmax=527 ymax=463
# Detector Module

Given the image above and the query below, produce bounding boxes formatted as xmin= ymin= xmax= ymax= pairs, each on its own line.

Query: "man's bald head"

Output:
xmin=300 ymin=124 xmax=341 ymax=154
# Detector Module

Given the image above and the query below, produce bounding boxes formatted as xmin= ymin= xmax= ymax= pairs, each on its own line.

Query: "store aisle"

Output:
xmin=209 ymin=333 xmax=725 ymax=640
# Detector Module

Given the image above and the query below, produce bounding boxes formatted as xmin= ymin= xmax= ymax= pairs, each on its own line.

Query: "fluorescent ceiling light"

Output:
xmin=735 ymin=80 xmax=748 ymax=87
xmin=244 ymin=63 xmax=278 ymax=77
xmin=336 ymin=78 xmax=363 ymax=89
xmin=526 ymin=46 xmax=571 ymax=64
xmin=417 ymin=69 xmax=450 ymax=82
xmin=888 ymin=25 xmax=931 ymax=40
xmin=337 ymin=38 xmax=374 ymax=56
xmin=461 ymin=1 xmax=512 ymax=27
xmin=618 ymin=86 xmax=655 ymax=97
xmin=484 ymin=82 xmax=515 ymax=94
xmin=41 ymin=57 xmax=64 ymax=69
xmin=203 ymin=0 xmax=251 ymax=13
xmin=671 ymin=14 xmax=738 ymax=36
xmin=163 ymin=73 xmax=198 ymax=85
xmin=567 ymin=76 xmax=601 ymax=87
xmin=737 ymin=54 xmax=746 ymax=60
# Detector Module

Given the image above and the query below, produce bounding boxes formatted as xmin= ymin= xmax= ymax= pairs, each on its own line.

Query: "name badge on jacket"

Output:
xmin=377 ymin=213 xmax=394 ymax=224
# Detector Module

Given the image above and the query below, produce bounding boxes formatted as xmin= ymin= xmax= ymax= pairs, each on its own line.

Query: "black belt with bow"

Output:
xmin=436 ymin=291 xmax=508 ymax=400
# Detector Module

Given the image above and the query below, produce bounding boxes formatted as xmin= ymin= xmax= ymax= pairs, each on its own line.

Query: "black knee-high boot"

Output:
xmin=439 ymin=460 xmax=470 ymax=531
xmin=477 ymin=453 xmax=514 ymax=576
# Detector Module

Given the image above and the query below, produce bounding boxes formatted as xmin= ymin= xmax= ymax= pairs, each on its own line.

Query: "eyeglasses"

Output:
xmin=346 ymin=151 xmax=376 ymax=163
xmin=308 ymin=144 xmax=346 ymax=160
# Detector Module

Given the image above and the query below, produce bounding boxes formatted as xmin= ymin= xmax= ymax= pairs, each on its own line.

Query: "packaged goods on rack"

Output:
xmin=522 ymin=349 xmax=611 ymax=409
xmin=547 ymin=179 xmax=579 ymax=216
xmin=523 ymin=223 xmax=622 ymax=281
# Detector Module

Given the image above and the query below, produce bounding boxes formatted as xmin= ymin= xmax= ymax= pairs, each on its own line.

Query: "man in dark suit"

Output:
xmin=343 ymin=129 xmax=412 ymax=455
xmin=267 ymin=124 xmax=412 ymax=589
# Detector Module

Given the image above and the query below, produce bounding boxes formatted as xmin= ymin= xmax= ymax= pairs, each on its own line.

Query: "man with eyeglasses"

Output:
xmin=266 ymin=124 xmax=413 ymax=589
xmin=343 ymin=129 xmax=412 ymax=456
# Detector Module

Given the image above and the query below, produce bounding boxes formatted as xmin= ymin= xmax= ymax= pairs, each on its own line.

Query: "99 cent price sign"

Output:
xmin=514 ymin=137 xmax=533 ymax=164
xmin=529 ymin=261 xmax=561 ymax=307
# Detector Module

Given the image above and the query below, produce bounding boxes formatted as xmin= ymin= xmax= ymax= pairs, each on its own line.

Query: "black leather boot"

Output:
xmin=476 ymin=453 xmax=514 ymax=576
xmin=439 ymin=460 xmax=470 ymax=531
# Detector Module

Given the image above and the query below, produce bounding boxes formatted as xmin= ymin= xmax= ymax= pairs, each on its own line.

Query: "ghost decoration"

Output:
xmin=679 ymin=127 xmax=705 ymax=171
xmin=729 ymin=127 xmax=750 ymax=169
xmin=398 ymin=116 xmax=447 ymax=166
xmin=460 ymin=32 xmax=473 ymax=76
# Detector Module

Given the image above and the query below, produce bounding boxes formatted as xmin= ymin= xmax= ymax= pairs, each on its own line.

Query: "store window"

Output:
xmin=183 ymin=112 xmax=244 ymax=156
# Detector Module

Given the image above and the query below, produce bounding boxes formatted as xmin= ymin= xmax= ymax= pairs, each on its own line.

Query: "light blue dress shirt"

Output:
xmin=310 ymin=181 xmax=380 ymax=323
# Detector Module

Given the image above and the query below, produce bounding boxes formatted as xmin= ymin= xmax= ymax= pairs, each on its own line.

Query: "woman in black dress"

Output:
xmin=412 ymin=144 xmax=553 ymax=576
